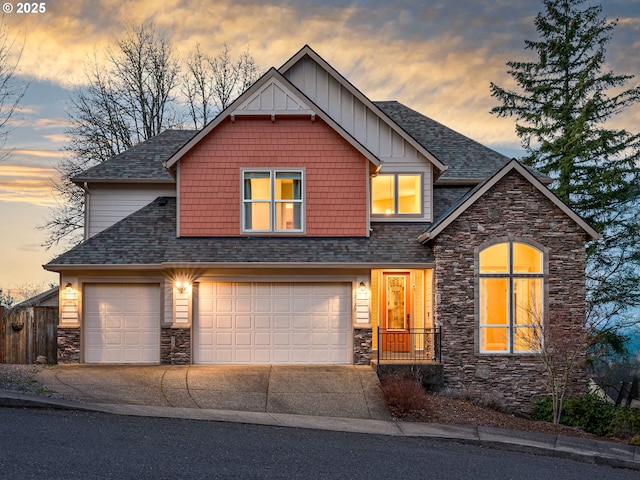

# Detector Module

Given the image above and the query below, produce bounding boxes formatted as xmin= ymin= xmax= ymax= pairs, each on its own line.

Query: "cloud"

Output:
xmin=14 ymin=106 xmax=37 ymax=115
xmin=1 ymin=0 xmax=637 ymax=151
xmin=0 ymin=164 xmax=59 ymax=206
xmin=33 ymin=118 xmax=70 ymax=130
xmin=13 ymin=148 xmax=65 ymax=158
xmin=12 ymin=149 xmax=65 ymax=158
xmin=42 ymin=133 xmax=67 ymax=144
xmin=17 ymin=243 xmax=43 ymax=252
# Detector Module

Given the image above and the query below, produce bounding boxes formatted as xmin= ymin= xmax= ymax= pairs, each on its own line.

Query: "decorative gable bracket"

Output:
xmin=230 ymin=76 xmax=316 ymax=120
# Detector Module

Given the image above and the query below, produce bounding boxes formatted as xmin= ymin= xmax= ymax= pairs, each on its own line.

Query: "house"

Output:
xmin=44 ymin=45 xmax=599 ymax=410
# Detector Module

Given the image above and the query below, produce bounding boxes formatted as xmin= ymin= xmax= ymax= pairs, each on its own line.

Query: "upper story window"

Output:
xmin=478 ymin=242 xmax=544 ymax=354
xmin=371 ymin=173 xmax=422 ymax=216
xmin=242 ymin=170 xmax=304 ymax=233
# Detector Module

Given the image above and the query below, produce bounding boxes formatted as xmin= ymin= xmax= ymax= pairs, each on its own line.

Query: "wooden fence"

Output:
xmin=1 ymin=305 xmax=58 ymax=364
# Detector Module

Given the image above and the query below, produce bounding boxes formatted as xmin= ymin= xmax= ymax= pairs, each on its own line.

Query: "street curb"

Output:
xmin=2 ymin=390 xmax=639 ymax=470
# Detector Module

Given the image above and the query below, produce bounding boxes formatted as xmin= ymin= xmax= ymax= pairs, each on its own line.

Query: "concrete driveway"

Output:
xmin=34 ymin=365 xmax=390 ymax=420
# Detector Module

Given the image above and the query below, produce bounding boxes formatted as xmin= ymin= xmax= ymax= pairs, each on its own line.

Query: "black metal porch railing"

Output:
xmin=377 ymin=327 xmax=442 ymax=363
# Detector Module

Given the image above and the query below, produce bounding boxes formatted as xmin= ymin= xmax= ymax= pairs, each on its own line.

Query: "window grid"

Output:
xmin=479 ymin=242 xmax=543 ymax=354
xmin=242 ymin=170 xmax=304 ymax=233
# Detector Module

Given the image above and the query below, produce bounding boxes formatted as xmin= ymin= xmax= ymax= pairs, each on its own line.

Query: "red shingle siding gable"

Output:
xmin=179 ymin=117 xmax=368 ymax=236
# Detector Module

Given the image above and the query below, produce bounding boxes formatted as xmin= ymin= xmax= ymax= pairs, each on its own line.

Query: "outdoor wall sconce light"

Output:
xmin=358 ymin=282 xmax=366 ymax=291
xmin=175 ymin=281 xmax=190 ymax=294
xmin=65 ymin=282 xmax=73 ymax=292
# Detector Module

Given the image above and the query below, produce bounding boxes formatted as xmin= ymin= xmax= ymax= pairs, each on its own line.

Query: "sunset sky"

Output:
xmin=0 ymin=0 xmax=638 ymax=296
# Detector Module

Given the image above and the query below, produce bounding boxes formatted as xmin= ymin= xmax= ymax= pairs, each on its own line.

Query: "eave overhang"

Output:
xmin=72 ymin=178 xmax=176 ymax=186
xmin=44 ymin=261 xmax=434 ymax=273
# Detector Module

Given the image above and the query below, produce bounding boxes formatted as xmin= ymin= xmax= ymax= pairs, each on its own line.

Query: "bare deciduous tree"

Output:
xmin=0 ymin=287 xmax=15 ymax=308
xmin=41 ymin=21 xmax=180 ymax=248
xmin=0 ymin=283 xmax=55 ymax=309
xmin=0 ymin=18 xmax=27 ymax=162
xmin=65 ymin=22 xmax=180 ymax=167
xmin=183 ymin=43 xmax=260 ymax=129
xmin=113 ymin=22 xmax=180 ymax=142
xmin=518 ymin=301 xmax=588 ymax=425
xmin=42 ymin=23 xmax=261 ymax=249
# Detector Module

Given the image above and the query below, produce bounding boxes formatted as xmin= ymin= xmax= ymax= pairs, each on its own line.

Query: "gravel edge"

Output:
xmin=0 ymin=364 xmax=65 ymax=398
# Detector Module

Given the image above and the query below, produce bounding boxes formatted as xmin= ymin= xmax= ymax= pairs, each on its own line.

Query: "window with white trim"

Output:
xmin=479 ymin=242 xmax=543 ymax=353
xmin=242 ymin=170 xmax=303 ymax=233
xmin=371 ymin=173 xmax=422 ymax=216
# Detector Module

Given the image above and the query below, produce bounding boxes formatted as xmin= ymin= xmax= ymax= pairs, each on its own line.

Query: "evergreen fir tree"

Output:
xmin=490 ymin=0 xmax=640 ymax=330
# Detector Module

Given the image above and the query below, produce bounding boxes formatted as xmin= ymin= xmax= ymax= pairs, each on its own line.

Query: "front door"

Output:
xmin=382 ymin=272 xmax=411 ymax=353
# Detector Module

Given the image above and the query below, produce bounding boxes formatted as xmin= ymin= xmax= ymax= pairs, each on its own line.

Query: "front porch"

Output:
xmin=371 ymin=327 xmax=444 ymax=388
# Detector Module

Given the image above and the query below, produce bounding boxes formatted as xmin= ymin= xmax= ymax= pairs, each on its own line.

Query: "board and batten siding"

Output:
xmin=284 ymin=57 xmax=433 ymax=221
xmin=86 ymin=184 xmax=176 ymax=238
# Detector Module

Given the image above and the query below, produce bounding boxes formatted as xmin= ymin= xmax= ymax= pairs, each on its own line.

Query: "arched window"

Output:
xmin=479 ymin=242 xmax=543 ymax=353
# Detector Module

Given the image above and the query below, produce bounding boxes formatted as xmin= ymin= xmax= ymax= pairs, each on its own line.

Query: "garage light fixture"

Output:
xmin=65 ymin=282 xmax=73 ymax=292
xmin=359 ymin=282 xmax=366 ymax=291
xmin=175 ymin=281 xmax=191 ymax=294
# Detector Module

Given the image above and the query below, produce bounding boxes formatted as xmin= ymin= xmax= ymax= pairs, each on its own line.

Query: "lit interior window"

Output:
xmin=513 ymin=242 xmax=543 ymax=273
xmin=243 ymin=171 xmax=303 ymax=232
xmin=398 ymin=175 xmax=421 ymax=214
xmin=244 ymin=172 xmax=271 ymax=231
xmin=479 ymin=242 xmax=543 ymax=353
xmin=479 ymin=243 xmax=509 ymax=273
xmin=371 ymin=175 xmax=394 ymax=214
xmin=275 ymin=172 xmax=302 ymax=230
xmin=371 ymin=173 xmax=421 ymax=215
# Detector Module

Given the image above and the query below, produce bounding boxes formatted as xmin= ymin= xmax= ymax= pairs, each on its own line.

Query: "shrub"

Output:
xmin=379 ymin=374 xmax=430 ymax=419
xmin=532 ymin=394 xmax=640 ymax=440
xmin=610 ymin=407 xmax=640 ymax=439
xmin=531 ymin=396 xmax=554 ymax=422
xmin=561 ymin=394 xmax=616 ymax=436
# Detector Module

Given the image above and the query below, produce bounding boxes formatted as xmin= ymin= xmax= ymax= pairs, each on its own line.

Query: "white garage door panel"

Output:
xmin=195 ymin=282 xmax=351 ymax=364
xmin=84 ymin=284 xmax=160 ymax=363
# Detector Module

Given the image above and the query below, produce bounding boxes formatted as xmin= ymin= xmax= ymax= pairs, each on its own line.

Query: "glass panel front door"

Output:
xmin=382 ymin=272 xmax=410 ymax=353
xmin=387 ymin=275 xmax=407 ymax=329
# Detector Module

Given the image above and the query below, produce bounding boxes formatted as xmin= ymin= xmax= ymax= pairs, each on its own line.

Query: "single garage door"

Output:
xmin=195 ymin=282 xmax=351 ymax=364
xmin=84 ymin=284 xmax=161 ymax=363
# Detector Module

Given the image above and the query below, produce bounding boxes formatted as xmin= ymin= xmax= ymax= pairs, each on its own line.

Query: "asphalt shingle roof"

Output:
xmin=46 ymin=198 xmax=434 ymax=267
xmin=375 ymin=101 xmax=513 ymax=181
xmin=433 ymin=185 xmax=473 ymax=220
xmin=56 ymin=101 xmax=543 ymax=268
xmin=73 ymin=130 xmax=197 ymax=183
xmin=72 ymin=103 xmax=519 ymax=184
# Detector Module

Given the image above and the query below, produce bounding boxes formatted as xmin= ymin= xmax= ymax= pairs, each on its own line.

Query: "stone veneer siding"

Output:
xmin=161 ymin=328 xmax=191 ymax=365
xmin=431 ymin=170 xmax=589 ymax=412
xmin=353 ymin=328 xmax=373 ymax=365
xmin=57 ymin=327 xmax=80 ymax=364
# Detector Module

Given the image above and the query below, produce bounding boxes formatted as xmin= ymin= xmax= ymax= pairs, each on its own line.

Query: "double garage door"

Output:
xmin=194 ymin=282 xmax=352 ymax=364
xmin=83 ymin=282 xmax=352 ymax=364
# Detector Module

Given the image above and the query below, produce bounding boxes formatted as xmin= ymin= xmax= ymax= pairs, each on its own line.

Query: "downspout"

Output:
xmin=83 ymin=182 xmax=91 ymax=240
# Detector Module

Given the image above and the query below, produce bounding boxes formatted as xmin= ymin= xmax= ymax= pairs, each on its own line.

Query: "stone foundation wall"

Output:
xmin=432 ymin=170 xmax=588 ymax=412
xmin=353 ymin=328 xmax=372 ymax=365
xmin=161 ymin=327 xmax=191 ymax=365
xmin=57 ymin=328 xmax=80 ymax=364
